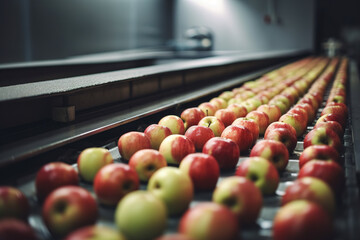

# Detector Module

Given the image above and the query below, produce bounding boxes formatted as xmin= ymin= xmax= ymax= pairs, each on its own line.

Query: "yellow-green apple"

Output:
xmin=93 ymin=163 xmax=139 ymax=206
xmin=298 ymin=160 xmax=345 ymax=196
xmin=273 ymin=200 xmax=333 ymax=240
xmin=264 ymin=127 xmax=297 ymax=154
xmin=221 ymin=125 xmax=253 ymax=152
xmin=303 ymin=127 xmax=342 ymax=153
xmin=42 ymin=186 xmax=98 ymax=237
xmin=288 ymin=107 xmax=308 ymax=126
xmin=226 ymin=103 xmax=248 ymax=118
xmin=281 ymin=177 xmax=335 ymax=214
xmin=118 ymin=132 xmax=151 ymax=161
xmin=232 ymin=117 xmax=259 ymax=146
xmin=257 ymin=104 xmax=281 ymax=123
xmin=179 ymin=153 xmax=219 ymax=191
xmin=241 ymin=99 xmax=259 ymax=112
xmin=184 ymin=125 xmax=215 ymax=151
xmin=178 ymin=202 xmax=239 ymax=240
xmin=250 ymin=140 xmax=289 ymax=171
xmin=158 ymin=115 xmax=185 ymax=135
xmin=0 ymin=187 xmax=29 ymax=221
xmin=280 ymin=92 xmax=296 ymax=106
xmin=268 ymin=98 xmax=288 ymax=114
xmin=265 ymin=121 xmax=297 ymax=138
xmin=198 ymin=116 xmax=225 ymax=137
xmin=115 ymin=191 xmax=167 ymax=240
xmin=327 ymin=95 xmax=345 ymax=104
xmin=212 ymin=176 xmax=262 ymax=225
xmin=156 ymin=234 xmax=194 ymax=240
xmin=317 ymin=113 xmax=346 ymax=128
xmin=0 ymin=219 xmax=37 ymax=240
xmin=299 ymin=145 xmax=341 ymax=168
xmin=198 ymin=102 xmax=218 ymax=116
xmin=214 ymin=109 xmax=237 ymax=127
xmin=129 ymin=149 xmax=167 ymax=182
xmin=77 ymin=147 xmax=114 ymax=182
xmin=219 ymin=91 xmax=235 ymax=101
xmin=314 ymin=120 xmax=344 ymax=139
xmin=181 ymin=107 xmax=206 ymax=130
xmin=202 ymin=137 xmax=240 ymax=170
xmin=279 ymin=112 xmax=307 ymax=137
xmin=148 ymin=167 xmax=193 ymax=215
xmin=246 ymin=110 xmax=270 ymax=135
xmin=210 ymin=97 xmax=228 ymax=109
xmin=271 ymin=95 xmax=291 ymax=110
xmin=235 ymin=157 xmax=279 ymax=195
xmin=159 ymin=135 xmax=195 ymax=165
xmin=144 ymin=124 xmax=172 ymax=150
xmin=64 ymin=225 xmax=126 ymax=240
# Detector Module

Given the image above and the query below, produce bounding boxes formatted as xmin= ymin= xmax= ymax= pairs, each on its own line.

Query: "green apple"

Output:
xmin=198 ymin=116 xmax=225 ymax=137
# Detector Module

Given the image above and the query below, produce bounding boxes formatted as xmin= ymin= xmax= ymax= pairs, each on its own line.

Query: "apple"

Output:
xmin=181 ymin=107 xmax=206 ymax=130
xmin=288 ymin=107 xmax=308 ymax=126
xmin=299 ymin=145 xmax=341 ymax=168
xmin=148 ymin=167 xmax=193 ymax=215
xmin=314 ymin=120 xmax=344 ymax=139
xmin=42 ymin=186 xmax=98 ymax=237
xmin=298 ymin=95 xmax=319 ymax=111
xmin=265 ymin=121 xmax=297 ymax=138
xmin=279 ymin=112 xmax=307 ymax=137
xmin=159 ymin=134 xmax=195 ymax=165
xmin=264 ymin=127 xmax=297 ymax=154
xmin=326 ymin=102 xmax=348 ymax=114
xmin=118 ymin=132 xmax=151 ymax=161
xmin=273 ymin=200 xmax=333 ymax=240
xmin=198 ymin=116 xmax=225 ymax=137
xmin=36 ymin=162 xmax=79 ymax=202
xmin=257 ymin=104 xmax=281 ymax=123
xmin=241 ymin=99 xmax=259 ymax=112
xmin=268 ymin=98 xmax=289 ymax=114
xmin=178 ymin=202 xmax=239 ymax=240
xmin=270 ymin=95 xmax=291 ymax=110
xmin=115 ymin=191 xmax=167 ymax=240
xmin=246 ymin=110 xmax=270 ymax=135
xmin=235 ymin=157 xmax=279 ymax=195
xmin=158 ymin=115 xmax=185 ymax=135
xmin=212 ymin=176 xmax=263 ymax=225
xmin=144 ymin=124 xmax=172 ymax=150
xmin=185 ymin=125 xmax=215 ymax=151
xmin=129 ymin=149 xmax=167 ymax=182
xmin=179 ymin=153 xmax=220 ymax=191
xmin=227 ymin=103 xmax=248 ymax=118
xmin=198 ymin=102 xmax=218 ymax=116
xmin=77 ymin=147 xmax=114 ymax=182
xmin=221 ymin=125 xmax=253 ymax=152
xmin=250 ymin=140 xmax=289 ymax=171
xmin=303 ymin=127 xmax=342 ymax=153
xmin=210 ymin=97 xmax=228 ymax=109
xmin=298 ymin=160 xmax=345 ymax=196
xmin=0 ymin=219 xmax=37 ymax=240
xmin=232 ymin=117 xmax=259 ymax=146
xmin=64 ymin=225 xmax=126 ymax=240
xmin=202 ymin=137 xmax=240 ymax=170
xmin=294 ymin=103 xmax=316 ymax=124
xmin=93 ymin=163 xmax=139 ymax=206
xmin=156 ymin=234 xmax=194 ymax=240
xmin=219 ymin=91 xmax=235 ymax=101
xmin=214 ymin=109 xmax=237 ymax=127
xmin=317 ymin=113 xmax=347 ymax=128
xmin=0 ymin=187 xmax=29 ymax=221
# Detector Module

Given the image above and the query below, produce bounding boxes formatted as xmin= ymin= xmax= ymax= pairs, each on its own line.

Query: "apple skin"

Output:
xmin=221 ymin=125 xmax=253 ymax=152
xmin=288 ymin=107 xmax=308 ymax=126
xmin=202 ymin=137 xmax=240 ymax=170
xmin=198 ymin=102 xmax=218 ymax=116
xmin=265 ymin=121 xmax=297 ymax=138
xmin=227 ymin=103 xmax=248 ymax=118
xmin=314 ymin=120 xmax=344 ymax=139
xmin=181 ymin=107 xmax=206 ymax=130
xmin=268 ymin=98 xmax=288 ymax=114
xmin=0 ymin=219 xmax=37 ymax=240
xmin=156 ymin=234 xmax=194 ymax=240
xmin=232 ymin=117 xmax=259 ymax=146
xmin=250 ymin=140 xmax=289 ymax=171
xmin=212 ymin=176 xmax=263 ymax=225
xmin=178 ymin=202 xmax=239 ymax=240
xmin=257 ymin=104 xmax=282 ymax=123
xmin=317 ymin=113 xmax=347 ymax=128
xmin=246 ymin=110 xmax=270 ymax=135
xmin=279 ymin=112 xmax=307 ymax=137
xmin=198 ymin=116 xmax=225 ymax=137
xmin=326 ymin=102 xmax=348 ymax=114
xmin=295 ymin=103 xmax=316 ymax=124
xmin=273 ymin=200 xmax=333 ymax=240
xmin=235 ymin=157 xmax=279 ymax=195
xmin=298 ymin=160 xmax=345 ymax=196
xmin=93 ymin=163 xmax=140 ymax=206
xmin=158 ymin=115 xmax=185 ymax=135
xmin=159 ymin=134 xmax=195 ymax=165
xmin=129 ymin=149 xmax=167 ymax=182
xmin=264 ymin=127 xmax=297 ymax=154
xmin=219 ymin=91 xmax=235 ymax=101
xmin=36 ymin=162 xmax=79 ymax=202
xmin=299 ymin=145 xmax=341 ymax=168
xmin=144 ymin=124 xmax=172 ymax=150
xmin=42 ymin=186 xmax=98 ymax=237
xmin=179 ymin=153 xmax=220 ymax=191
xmin=64 ymin=225 xmax=127 ymax=240
xmin=77 ymin=147 xmax=114 ymax=182
xmin=303 ymin=127 xmax=342 ymax=153
xmin=0 ymin=187 xmax=29 ymax=221
xmin=118 ymin=132 xmax=151 ymax=161
xmin=184 ymin=125 xmax=215 ymax=151
xmin=148 ymin=167 xmax=194 ymax=216
xmin=210 ymin=97 xmax=228 ymax=109
xmin=115 ymin=191 xmax=167 ymax=240
xmin=281 ymin=177 xmax=335 ymax=214
xmin=214 ymin=109 xmax=237 ymax=127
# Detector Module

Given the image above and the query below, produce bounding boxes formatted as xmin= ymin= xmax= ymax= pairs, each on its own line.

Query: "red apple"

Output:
xmin=221 ymin=125 xmax=253 ymax=152
xmin=264 ymin=127 xmax=297 ymax=154
xmin=246 ymin=110 xmax=270 ymax=135
xmin=279 ymin=112 xmax=307 ymax=137
xmin=144 ymin=124 xmax=172 ymax=150
xmin=159 ymin=135 xmax=195 ymax=165
xmin=198 ymin=102 xmax=218 ymax=116
xmin=184 ymin=125 xmax=215 ymax=151
xmin=314 ymin=120 xmax=344 ymax=139
xmin=257 ymin=104 xmax=282 ymax=123
xmin=0 ymin=187 xmax=29 ymax=221
xmin=214 ymin=109 xmax=237 ymax=127
xmin=317 ymin=113 xmax=346 ymax=128
xmin=118 ymin=132 xmax=151 ymax=161
xmin=158 ymin=115 xmax=185 ymax=135
xmin=202 ymin=137 xmax=240 ymax=170
xmin=198 ymin=116 xmax=225 ymax=137
xmin=227 ymin=103 xmax=248 ymax=118
xmin=288 ymin=107 xmax=308 ymax=126
xmin=294 ymin=103 xmax=316 ymax=124
xmin=181 ymin=107 xmax=206 ymax=130
xmin=210 ymin=97 xmax=228 ymax=109
xmin=265 ymin=121 xmax=297 ymax=138
xmin=156 ymin=234 xmax=193 ymax=240
xmin=299 ymin=145 xmax=341 ymax=168
xmin=232 ymin=117 xmax=259 ymax=145
xmin=0 ymin=219 xmax=37 ymax=240
xmin=303 ymin=127 xmax=342 ymax=153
